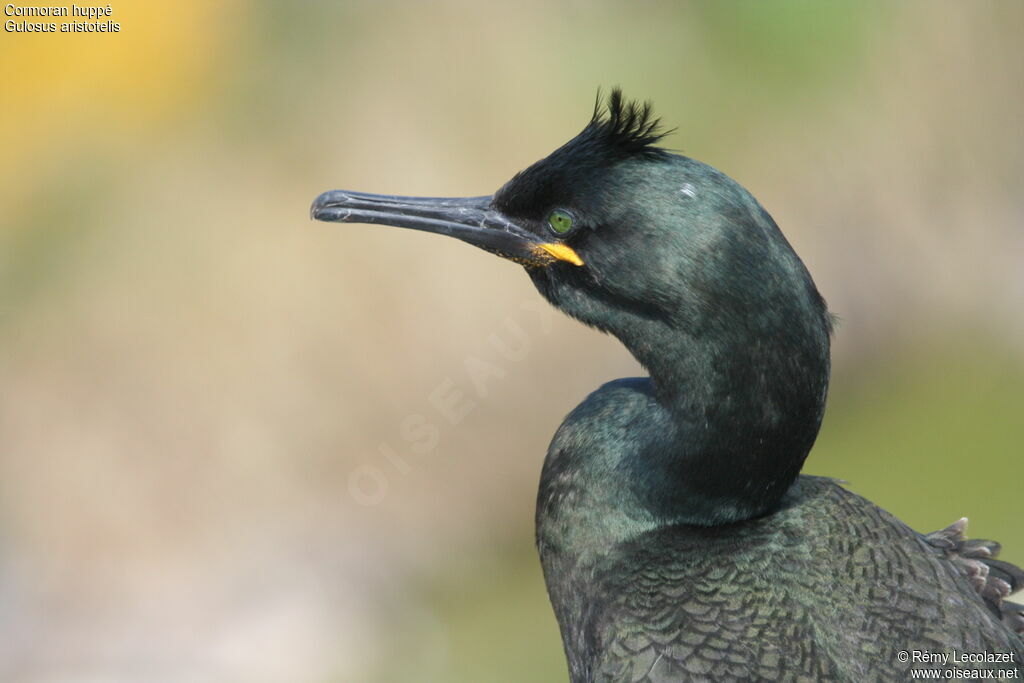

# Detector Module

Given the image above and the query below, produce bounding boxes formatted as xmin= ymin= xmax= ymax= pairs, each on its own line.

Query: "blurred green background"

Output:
xmin=1 ymin=2 xmax=1022 ymax=681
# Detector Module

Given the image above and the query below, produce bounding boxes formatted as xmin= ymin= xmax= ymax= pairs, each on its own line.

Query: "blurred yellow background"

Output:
xmin=1 ymin=2 xmax=1021 ymax=681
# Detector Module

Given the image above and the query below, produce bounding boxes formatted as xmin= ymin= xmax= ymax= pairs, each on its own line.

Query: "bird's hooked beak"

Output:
xmin=310 ymin=190 xmax=583 ymax=267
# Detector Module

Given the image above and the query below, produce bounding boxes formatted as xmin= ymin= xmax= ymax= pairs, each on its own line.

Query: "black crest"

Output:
xmin=494 ymin=88 xmax=671 ymax=217
xmin=581 ymin=88 xmax=671 ymax=161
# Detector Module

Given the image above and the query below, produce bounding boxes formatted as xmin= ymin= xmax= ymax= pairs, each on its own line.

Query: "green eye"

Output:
xmin=547 ymin=209 xmax=575 ymax=235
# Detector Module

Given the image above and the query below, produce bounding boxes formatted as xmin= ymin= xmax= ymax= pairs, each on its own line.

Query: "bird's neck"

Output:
xmin=615 ymin=305 xmax=831 ymax=526
xmin=535 ymin=293 xmax=830 ymax=651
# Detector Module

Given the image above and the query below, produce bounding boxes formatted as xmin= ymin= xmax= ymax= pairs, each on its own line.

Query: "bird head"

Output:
xmin=312 ymin=90 xmax=830 ymax=389
xmin=314 ymin=90 xmax=833 ymax=524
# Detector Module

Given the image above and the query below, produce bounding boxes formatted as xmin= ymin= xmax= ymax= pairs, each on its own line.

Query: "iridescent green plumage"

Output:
xmin=313 ymin=90 xmax=1023 ymax=681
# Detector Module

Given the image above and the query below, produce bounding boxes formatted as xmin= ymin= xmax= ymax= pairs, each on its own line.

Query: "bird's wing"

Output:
xmin=585 ymin=478 xmax=1024 ymax=682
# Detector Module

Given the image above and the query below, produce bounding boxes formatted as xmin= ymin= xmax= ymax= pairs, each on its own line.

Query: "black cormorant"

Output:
xmin=312 ymin=90 xmax=1024 ymax=681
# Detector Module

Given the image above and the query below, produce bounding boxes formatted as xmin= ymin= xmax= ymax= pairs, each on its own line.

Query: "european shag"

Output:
xmin=312 ymin=91 xmax=1024 ymax=681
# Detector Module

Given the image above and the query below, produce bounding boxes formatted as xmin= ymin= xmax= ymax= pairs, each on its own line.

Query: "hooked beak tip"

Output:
xmin=310 ymin=190 xmax=341 ymax=222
